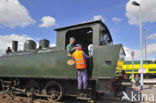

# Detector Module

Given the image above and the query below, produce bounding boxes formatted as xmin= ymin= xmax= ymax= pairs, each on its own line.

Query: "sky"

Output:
xmin=0 ymin=0 xmax=156 ymax=60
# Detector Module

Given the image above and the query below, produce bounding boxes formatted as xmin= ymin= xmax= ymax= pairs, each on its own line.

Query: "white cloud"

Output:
xmin=39 ymin=16 xmax=56 ymax=28
xmin=124 ymin=47 xmax=140 ymax=60
xmin=147 ymin=43 xmax=156 ymax=54
xmin=93 ymin=15 xmax=105 ymax=22
xmin=124 ymin=42 xmax=156 ymax=60
xmin=0 ymin=34 xmax=34 ymax=55
xmin=112 ymin=17 xmax=122 ymax=24
xmin=126 ymin=0 xmax=156 ymax=25
xmin=50 ymin=44 xmax=56 ymax=47
xmin=147 ymin=33 xmax=156 ymax=40
xmin=0 ymin=0 xmax=35 ymax=28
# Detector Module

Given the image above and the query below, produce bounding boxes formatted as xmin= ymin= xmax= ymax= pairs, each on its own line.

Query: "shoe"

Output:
xmin=82 ymin=89 xmax=90 ymax=98
xmin=83 ymin=93 xmax=88 ymax=98
xmin=78 ymin=93 xmax=84 ymax=97
xmin=77 ymin=89 xmax=83 ymax=97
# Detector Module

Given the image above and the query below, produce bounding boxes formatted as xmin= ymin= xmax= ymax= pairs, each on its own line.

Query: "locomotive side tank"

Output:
xmin=0 ymin=20 xmax=125 ymax=101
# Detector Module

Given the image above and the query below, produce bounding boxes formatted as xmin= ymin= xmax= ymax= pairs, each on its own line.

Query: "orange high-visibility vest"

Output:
xmin=72 ymin=50 xmax=86 ymax=69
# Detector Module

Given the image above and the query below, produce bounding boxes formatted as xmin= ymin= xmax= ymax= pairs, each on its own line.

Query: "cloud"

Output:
xmin=124 ymin=42 xmax=156 ymax=60
xmin=147 ymin=33 xmax=156 ymax=40
xmin=0 ymin=34 xmax=34 ymax=55
xmin=93 ymin=15 xmax=105 ymax=22
xmin=0 ymin=0 xmax=35 ymax=28
xmin=147 ymin=43 xmax=156 ymax=54
xmin=50 ymin=44 xmax=56 ymax=47
xmin=112 ymin=17 xmax=122 ymax=24
xmin=39 ymin=16 xmax=56 ymax=28
xmin=124 ymin=47 xmax=140 ymax=60
xmin=126 ymin=0 xmax=156 ymax=25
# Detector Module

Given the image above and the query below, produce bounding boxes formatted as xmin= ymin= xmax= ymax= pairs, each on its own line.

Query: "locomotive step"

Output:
xmin=76 ymin=96 xmax=92 ymax=100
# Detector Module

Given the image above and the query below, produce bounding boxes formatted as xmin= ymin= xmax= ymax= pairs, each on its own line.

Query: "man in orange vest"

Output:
xmin=72 ymin=44 xmax=89 ymax=95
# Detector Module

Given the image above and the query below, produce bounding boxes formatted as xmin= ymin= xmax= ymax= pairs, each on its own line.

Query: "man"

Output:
xmin=6 ymin=47 xmax=12 ymax=55
xmin=66 ymin=37 xmax=76 ymax=54
xmin=135 ymin=74 xmax=140 ymax=91
xmin=72 ymin=44 xmax=89 ymax=96
xmin=129 ymin=74 xmax=135 ymax=87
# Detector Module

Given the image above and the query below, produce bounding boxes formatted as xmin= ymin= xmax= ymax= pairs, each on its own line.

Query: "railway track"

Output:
xmin=0 ymin=94 xmax=95 ymax=103
xmin=0 ymin=94 xmax=61 ymax=103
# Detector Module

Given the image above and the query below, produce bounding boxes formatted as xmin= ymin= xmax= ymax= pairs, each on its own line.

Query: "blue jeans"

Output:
xmin=77 ymin=69 xmax=88 ymax=89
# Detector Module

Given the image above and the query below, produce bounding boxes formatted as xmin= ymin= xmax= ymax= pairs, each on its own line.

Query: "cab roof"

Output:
xmin=55 ymin=20 xmax=108 ymax=31
xmin=55 ymin=20 xmax=112 ymax=42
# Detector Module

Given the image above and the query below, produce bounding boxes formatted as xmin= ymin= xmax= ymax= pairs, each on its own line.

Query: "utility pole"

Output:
xmin=132 ymin=1 xmax=144 ymax=90
xmin=131 ymin=51 xmax=135 ymax=75
xmin=144 ymin=29 xmax=147 ymax=61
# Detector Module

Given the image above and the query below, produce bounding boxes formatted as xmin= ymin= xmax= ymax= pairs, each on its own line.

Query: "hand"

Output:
xmin=73 ymin=47 xmax=76 ymax=50
xmin=89 ymin=54 xmax=92 ymax=57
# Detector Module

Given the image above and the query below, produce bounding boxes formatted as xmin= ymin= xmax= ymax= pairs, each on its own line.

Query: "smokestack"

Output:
xmin=12 ymin=41 xmax=18 ymax=52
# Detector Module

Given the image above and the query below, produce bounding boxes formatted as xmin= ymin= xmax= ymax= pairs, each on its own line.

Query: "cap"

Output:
xmin=69 ymin=37 xmax=76 ymax=41
xmin=75 ymin=44 xmax=82 ymax=47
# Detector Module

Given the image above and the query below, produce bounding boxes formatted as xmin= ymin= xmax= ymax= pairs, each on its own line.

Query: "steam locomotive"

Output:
xmin=0 ymin=20 xmax=125 ymax=102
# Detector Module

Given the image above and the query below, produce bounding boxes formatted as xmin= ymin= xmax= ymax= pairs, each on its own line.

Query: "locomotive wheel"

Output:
xmin=25 ymin=80 xmax=40 ymax=98
xmin=45 ymin=81 xmax=63 ymax=101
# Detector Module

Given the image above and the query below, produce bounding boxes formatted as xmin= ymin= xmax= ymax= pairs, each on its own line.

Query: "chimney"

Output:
xmin=39 ymin=39 xmax=50 ymax=49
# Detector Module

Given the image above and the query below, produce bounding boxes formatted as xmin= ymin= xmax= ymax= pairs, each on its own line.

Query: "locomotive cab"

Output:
xmin=55 ymin=20 xmax=119 ymax=78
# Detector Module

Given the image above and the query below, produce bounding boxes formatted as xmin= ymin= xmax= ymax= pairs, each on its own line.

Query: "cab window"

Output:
xmin=99 ymin=29 xmax=112 ymax=46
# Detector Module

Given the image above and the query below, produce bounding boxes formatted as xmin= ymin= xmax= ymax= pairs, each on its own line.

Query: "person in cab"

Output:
xmin=66 ymin=37 xmax=76 ymax=54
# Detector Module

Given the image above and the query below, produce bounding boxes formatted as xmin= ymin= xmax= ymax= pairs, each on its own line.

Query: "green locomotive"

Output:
xmin=0 ymin=20 xmax=125 ymax=102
